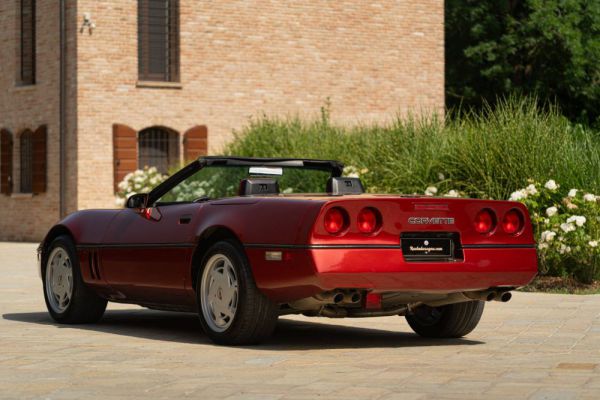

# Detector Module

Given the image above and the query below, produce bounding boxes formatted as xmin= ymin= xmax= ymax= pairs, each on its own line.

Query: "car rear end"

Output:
xmin=248 ymin=195 xmax=537 ymax=311
xmin=307 ymin=196 xmax=538 ymax=294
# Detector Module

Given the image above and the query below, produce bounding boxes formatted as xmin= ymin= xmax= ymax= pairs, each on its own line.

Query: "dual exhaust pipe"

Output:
xmin=465 ymin=290 xmax=512 ymax=303
xmin=315 ymin=290 xmax=362 ymax=305
xmin=289 ymin=289 xmax=362 ymax=311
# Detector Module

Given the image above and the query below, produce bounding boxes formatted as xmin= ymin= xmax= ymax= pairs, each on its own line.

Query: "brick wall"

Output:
xmin=1 ymin=0 xmax=444 ymax=241
xmin=0 ymin=0 xmax=78 ymax=241
xmin=76 ymin=0 xmax=443 ymax=211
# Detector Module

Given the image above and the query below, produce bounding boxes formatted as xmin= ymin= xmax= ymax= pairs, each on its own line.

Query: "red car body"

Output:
xmin=38 ymin=157 xmax=537 ymax=343
xmin=40 ymin=181 xmax=537 ymax=306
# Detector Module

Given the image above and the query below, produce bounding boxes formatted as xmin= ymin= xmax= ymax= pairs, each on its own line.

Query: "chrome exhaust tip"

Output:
xmin=500 ymin=291 xmax=512 ymax=302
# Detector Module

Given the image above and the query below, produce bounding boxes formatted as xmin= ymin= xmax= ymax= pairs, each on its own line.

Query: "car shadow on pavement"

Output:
xmin=3 ymin=309 xmax=483 ymax=349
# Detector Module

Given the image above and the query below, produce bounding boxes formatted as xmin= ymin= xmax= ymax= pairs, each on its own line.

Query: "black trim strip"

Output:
xmin=77 ymin=243 xmax=195 ymax=249
xmin=461 ymin=244 xmax=536 ymax=249
xmin=244 ymin=243 xmax=536 ymax=250
xmin=244 ymin=243 xmax=402 ymax=249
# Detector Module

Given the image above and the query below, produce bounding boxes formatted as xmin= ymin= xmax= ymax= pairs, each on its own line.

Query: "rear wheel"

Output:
xmin=43 ymin=235 xmax=107 ymax=324
xmin=405 ymin=301 xmax=484 ymax=338
xmin=196 ymin=240 xmax=277 ymax=345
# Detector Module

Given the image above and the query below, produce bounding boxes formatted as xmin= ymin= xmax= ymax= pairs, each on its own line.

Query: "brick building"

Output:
xmin=0 ymin=0 xmax=444 ymax=241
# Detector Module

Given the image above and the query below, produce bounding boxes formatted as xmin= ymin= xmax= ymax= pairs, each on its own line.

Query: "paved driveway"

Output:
xmin=1 ymin=242 xmax=599 ymax=399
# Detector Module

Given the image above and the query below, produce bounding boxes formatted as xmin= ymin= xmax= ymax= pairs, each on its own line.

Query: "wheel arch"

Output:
xmin=38 ymin=225 xmax=76 ymax=278
xmin=191 ymin=226 xmax=244 ymax=292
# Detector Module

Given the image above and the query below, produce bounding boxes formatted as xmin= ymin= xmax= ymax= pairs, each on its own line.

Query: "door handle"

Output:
xmin=179 ymin=214 xmax=192 ymax=224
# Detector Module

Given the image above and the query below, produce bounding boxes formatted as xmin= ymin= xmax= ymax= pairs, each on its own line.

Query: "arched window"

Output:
xmin=138 ymin=127 xmax=179 ymax=173
xmin=20 ymin=129 xmax=33 ymax=193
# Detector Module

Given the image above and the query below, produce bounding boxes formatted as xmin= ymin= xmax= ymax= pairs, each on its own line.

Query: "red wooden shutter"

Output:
xmin=183 ymin=125 xmax=208 ymax=161
xmin=1 ymin=130 xmax=13 ymax=195
xmin=113 ymin=124 xmax=138 ymax=192
xmin=31 ymin=125 xmax=47 ymax=193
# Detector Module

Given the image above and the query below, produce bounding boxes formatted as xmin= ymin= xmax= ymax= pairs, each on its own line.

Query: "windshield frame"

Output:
xmin=147 ymin=157 xmax=344 ymax=206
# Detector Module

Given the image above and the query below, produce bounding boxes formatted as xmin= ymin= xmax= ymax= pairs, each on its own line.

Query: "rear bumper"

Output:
xmin=246 ymin=245 xmax=538 ymax=302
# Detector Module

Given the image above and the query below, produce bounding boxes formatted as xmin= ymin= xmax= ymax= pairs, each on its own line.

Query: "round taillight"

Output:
xmin=324 ymin=207 xmax=348 ymax=235
xmin=474 ymin=209 xmax=496 ymax=234
xmin=357 ymin=207 xmax=381 ymax=234
xmin=502 ymin=209 xmax=524 ymax=235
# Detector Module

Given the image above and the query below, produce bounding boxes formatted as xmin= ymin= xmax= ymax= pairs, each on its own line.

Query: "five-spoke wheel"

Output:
xmin=45 ymin=247 xmax=74 ymax=313
xmin=197 ymin=240 xmax=278 ymax=345
xmin=42 ymin=235 xmax=107 ymax=324
xmin=200 ymin=254 xmax=239 ymax=332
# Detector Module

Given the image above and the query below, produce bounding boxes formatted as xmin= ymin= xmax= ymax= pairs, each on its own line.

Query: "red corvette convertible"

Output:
xmin=38 ymin=157 xmax=538 ymax=345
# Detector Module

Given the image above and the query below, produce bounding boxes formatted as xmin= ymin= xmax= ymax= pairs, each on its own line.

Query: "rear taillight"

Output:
xmin=357 ymin=207 xmax=382 ymax=234
xmin=474 ymin=209 xmax=496 ymax=234
xmin=324 ymin=207 xmax=349 ymax=235
xmin=502 ymin=209 xmax=524 ymax=235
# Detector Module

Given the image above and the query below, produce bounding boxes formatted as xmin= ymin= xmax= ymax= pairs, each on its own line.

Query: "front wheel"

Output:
xmin=196 ymin=240 xmax=277 ymax=345
xmin=405 ymin=301 xmax=485 ymax=338
xmin=43 ymin=235 xmax=107 ymax=324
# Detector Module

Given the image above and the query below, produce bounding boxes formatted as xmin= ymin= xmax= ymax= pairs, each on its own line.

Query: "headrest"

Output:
xmin=239 ymin=178 xmax=280 ymax=196
xmin=326 ymin=177 xmax=365 ymax=195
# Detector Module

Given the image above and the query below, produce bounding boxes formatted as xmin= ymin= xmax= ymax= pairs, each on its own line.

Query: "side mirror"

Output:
xmin=126 ymin=193 xmax=149 ymax=209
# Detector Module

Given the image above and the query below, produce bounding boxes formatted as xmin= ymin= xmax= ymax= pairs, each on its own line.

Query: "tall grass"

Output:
xmin=226 ymin=97 xmax=600 ymax=199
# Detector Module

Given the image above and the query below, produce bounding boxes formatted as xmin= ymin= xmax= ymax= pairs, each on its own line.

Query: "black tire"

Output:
xmin=405 ymin=301 xmax=484 ymax=338
xmin=196 ymin=240 xmax=278 ymax=345
xmin=43 ymin=235 xmax=107 ymax=324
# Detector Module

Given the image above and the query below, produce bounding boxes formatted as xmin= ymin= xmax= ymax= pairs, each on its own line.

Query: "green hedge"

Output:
xmin=227 ymin=97 xmax=600 ymax=199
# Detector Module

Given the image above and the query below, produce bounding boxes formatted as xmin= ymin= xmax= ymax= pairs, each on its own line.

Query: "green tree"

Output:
xmin=446 ymin=0 xmax=600 ymax=124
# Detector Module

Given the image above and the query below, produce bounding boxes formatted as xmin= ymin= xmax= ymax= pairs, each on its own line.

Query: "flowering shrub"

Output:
xmin=115 ymin=167 xmax=167 ymax=206
xmin=510 ymin=180 xmax=600 ymax=283
xmin=166 ymin=173 xmax=221 ymax=202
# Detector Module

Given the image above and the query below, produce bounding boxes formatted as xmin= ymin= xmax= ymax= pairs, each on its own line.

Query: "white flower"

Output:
xmin=544 ymin=180 xmax=558 ymax=190
xmin=509 ymin=189 xmax=527 ymax=201
xmin=525 ymin=184 xmax=538 ymax=196
xmin=559 ymin=244 xmax=571 ymax=254
xmin=443 ymin=190 xmax=460 ymax=198
xmin=425 ymin=186 xmax=438 ymax=196
xmin=546 ymin=206 xmax=558 ymax=217
xmin=560 ymin=223 xmax=576 ymax=233
xmin=438 ymin=173 xmax=445 ymax=181
xmin=540 ymin=231 xmax=556 ymax=242
xmin=566 ymin=215 xmax=586 ymax=227
xmin=343 ymin=166 xmax=360 ymax=178
xmin=589 ymin=241 xmax=598 ymax=248
xmin=583 ymin=193 xmax=597 ymax=202
xmin=282 ymin=188 xmax=294 ymax=194
xmin=568 ymin=189 xmax=578 ymax=198
xmin=538 ymin=243 xmax=549 ymax=250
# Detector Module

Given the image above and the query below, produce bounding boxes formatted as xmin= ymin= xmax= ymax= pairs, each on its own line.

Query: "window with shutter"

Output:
xmin=138 ymin=127 xmax=179 ymax=174
xmin=32 ymin=125 xmax=47 ymax=193
xmin=1 ymin=130 xmax=14 ymax=195
xmin=19 ymin=0 xmax=36 ymax=85
xmin=183 ymin=126 xmax=208 ymax=162
xmin=19 ymin=129 xmax=33 ymax=193
xmin=113 ymin=124 xmax=138 ymax=192
xmin=138 ymin=0 xmax=180 ymax=82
